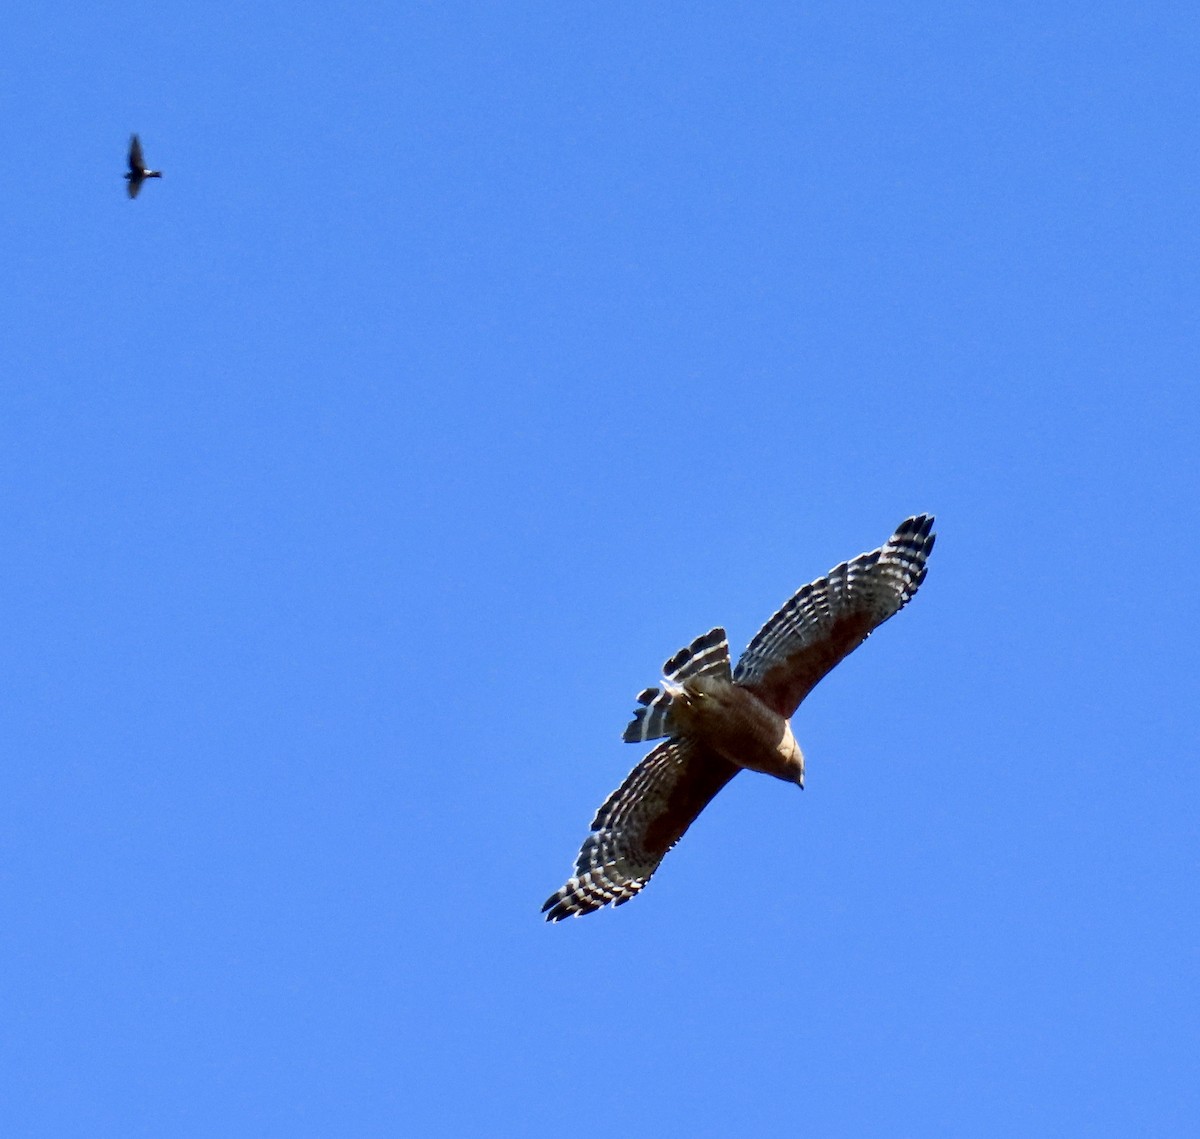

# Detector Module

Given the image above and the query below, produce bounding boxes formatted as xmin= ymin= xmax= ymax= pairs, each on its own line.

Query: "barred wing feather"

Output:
xmin=733 ymin=515 xmax=935 ymax=718
xmin=542 ymin=738 xmax=739 ymax=921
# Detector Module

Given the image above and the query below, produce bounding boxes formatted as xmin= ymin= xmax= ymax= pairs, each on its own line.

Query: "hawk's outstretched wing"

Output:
xmin=128 ymin=134 xmax=144 ymax=173
xmin=732 ymin=515 xmax=935 ymax=718
xmin=542 ymin=738 xmax=739 ymax=920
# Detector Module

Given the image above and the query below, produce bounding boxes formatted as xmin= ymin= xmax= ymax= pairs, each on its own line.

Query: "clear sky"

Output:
xmin=2 ymin=3 xmax=1198 ymax=1135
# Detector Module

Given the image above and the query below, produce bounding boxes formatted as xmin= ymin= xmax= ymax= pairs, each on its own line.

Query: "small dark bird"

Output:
xmin=125 ymin=134 xmax=162 ymax=199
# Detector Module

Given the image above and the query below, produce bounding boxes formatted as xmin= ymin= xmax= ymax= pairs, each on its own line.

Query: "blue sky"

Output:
xmin=2 ymin=3 xmax=1198 ymax=1134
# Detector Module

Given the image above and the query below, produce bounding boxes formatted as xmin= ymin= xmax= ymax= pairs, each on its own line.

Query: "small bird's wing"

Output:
xmin=128 ymin=134 xmax=144 ymax=173
xmin=126 ymin=176 xmax=142 ymax=199
xmin=542 ymin=738 xmax=739 ymax=920
xmin=733 ymin=515 xmax=936 ymax=718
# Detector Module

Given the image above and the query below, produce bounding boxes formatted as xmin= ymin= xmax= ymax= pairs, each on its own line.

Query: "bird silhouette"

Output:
xmin=125 ymin=135 xmax=162 ymax=199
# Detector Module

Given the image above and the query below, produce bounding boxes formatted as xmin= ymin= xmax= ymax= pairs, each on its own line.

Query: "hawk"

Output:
xmin=125 ymin=134 xmax=163 ymax=199
xmin=542 ymin=514 xmax=936 ymax=921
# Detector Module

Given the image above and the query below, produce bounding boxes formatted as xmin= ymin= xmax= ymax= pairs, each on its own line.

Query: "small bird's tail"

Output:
xmin=622 ymin=627 xmax=732 ymax=742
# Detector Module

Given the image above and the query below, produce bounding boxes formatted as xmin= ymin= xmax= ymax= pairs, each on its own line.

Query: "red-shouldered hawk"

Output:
xmin=542 ymin=514 xmax=936 ymax=921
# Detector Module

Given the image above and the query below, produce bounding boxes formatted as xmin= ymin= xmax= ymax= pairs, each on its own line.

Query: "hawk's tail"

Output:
xmin=622 ymin=627 xmax=732 ymax=743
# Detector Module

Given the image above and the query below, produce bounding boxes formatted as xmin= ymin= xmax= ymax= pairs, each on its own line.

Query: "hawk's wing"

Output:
xmin=733 ymin=515 xmax=935 ymax=718
xmin=128 ymin=134 xmax=144 ymax=173
xmin=542 ymin=738 xmax=739 ymax=920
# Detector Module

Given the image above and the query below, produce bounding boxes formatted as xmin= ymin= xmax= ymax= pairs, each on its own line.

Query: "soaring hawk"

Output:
xmin=543 ymin=514 xmax=936 ymax=921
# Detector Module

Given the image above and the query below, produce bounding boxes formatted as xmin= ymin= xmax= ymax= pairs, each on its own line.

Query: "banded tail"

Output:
xmin=622 ymin=627 xmax=732 ymax=743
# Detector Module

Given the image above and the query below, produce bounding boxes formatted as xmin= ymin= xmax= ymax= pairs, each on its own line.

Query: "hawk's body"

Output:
xmin=658 ymin=673 xmax=804 ymax=783
xmin=543 ymin=514 xmax=936 ymax=921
